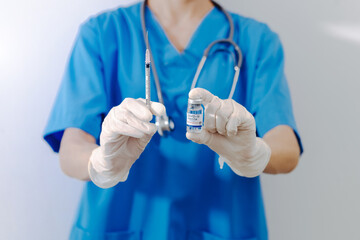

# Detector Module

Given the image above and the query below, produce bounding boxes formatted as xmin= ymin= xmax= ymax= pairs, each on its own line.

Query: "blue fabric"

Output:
xmin=43 ymin=3 xmax=302 ymax=240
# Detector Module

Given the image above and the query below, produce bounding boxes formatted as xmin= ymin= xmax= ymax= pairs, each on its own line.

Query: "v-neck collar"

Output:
xmin=146 ymin=6 xmax=215 ymax=55
xmin=144 ymin=5 xmax=230 ymax=62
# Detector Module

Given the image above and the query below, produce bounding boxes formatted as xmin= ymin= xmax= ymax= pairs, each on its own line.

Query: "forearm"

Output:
xmin=262 ymin=125 xmax=300 ymax=174
xmin=59 ymin=128 xmax=98 ymax=181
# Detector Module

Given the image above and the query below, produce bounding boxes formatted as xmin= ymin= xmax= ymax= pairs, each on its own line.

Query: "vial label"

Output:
xmin=187 ymin=110 xmax=203 ymax=133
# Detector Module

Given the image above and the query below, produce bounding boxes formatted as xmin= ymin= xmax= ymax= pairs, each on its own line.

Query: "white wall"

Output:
xmin=218 ymin=0 xmax=360 ymax=239
xmin=1 ymin=0 xmax=359 ymax=239
xmin=0 ymin=1 xmax=137 ymax=240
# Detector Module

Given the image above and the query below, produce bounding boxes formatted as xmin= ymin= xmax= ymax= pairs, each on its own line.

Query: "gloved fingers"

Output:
xmin=115 ymin=107 xmax=157 ymax=136
xmin=188 ymin=88 xmax=215 ymax=106
xmin=121 ymin=109 xmax=158 ymax=135
xmin=225 ymin=101 xmax=240 ymax=136
xmin=135 ymin=132 xmax=154 ymax=150
xmin=116 ymin=100 xmax=160 ymax=134
xmin=186 ymin=130 xmax=213 ymax=145
xmin=242 ymin=110 xmax=256 ymax=131
xmin=122 ymin=98 xmax=153 ymax=122
xmin=203 ymin=96 xmax=221 ymax=133
xmin=215 ymin=99 xmax=233 ymax=135
xmin=138 ymin=98 xmax=166 ymax=117
xmin=187 ymin=130 xmax=229 ymax=154
xmin=103 ymin=109 xmax=146 ymax=139
xmin=226 ymin=101 xmax=255 ymax=136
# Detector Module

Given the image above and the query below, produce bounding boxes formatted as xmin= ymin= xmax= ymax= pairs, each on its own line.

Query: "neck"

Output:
xmin=148 ymin=0 xmax=213 ymax=25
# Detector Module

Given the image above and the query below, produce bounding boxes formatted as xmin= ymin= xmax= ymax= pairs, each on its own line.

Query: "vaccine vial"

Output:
xmin=187 ymin=98 xmax=203 ymax=133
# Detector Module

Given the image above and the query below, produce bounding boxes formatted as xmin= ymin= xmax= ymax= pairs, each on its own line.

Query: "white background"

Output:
xmin=1 ymin=0 xmax=359 ymax=239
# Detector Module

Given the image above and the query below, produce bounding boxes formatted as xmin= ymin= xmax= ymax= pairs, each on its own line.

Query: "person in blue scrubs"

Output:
xmin=44 ymin=0 xmax=302 ymax=239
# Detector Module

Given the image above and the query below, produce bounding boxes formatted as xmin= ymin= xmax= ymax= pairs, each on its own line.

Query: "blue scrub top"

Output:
xmin=44 ymin=2 xmax=302 ymax=240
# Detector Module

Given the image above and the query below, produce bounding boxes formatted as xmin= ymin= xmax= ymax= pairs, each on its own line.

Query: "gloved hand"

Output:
xmin=88 ymin=98 xmax=165 ymax=188
xmin=186 ymin=88 xmax=271 ymax=178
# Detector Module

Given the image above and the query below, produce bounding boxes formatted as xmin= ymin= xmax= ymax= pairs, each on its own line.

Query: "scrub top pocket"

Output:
xmin=187 ymin=231 xmax=257 ymax=240
xmin=70 ymin=225 xmax=142 ymax=240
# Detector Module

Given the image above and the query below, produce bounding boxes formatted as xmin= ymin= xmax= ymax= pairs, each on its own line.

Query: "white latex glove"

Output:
xmin=186 ymin=88 xmax=271 ymax=178
xmin=88 ymin=98 xmax=165 ymax=188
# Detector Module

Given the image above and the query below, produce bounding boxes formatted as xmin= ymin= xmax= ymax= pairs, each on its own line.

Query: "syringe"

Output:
xmin=145 ymin=32 xmax=151 ymax=109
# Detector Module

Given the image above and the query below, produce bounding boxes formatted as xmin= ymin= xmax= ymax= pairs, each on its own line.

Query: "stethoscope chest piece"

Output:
xmin=155 ymin=115 xmax=175 ymax=137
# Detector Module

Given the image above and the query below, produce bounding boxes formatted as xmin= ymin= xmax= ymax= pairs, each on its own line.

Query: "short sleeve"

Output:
xmin=43 ymin=18 xmax=107 ymax=152
xmin=250 ymin=25 xmax=303 ymax=153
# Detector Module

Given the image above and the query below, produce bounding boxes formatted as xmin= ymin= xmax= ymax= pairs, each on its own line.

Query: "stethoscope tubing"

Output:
xmin=140 ymin=0 xmax=243 ymax=135
xmin=141 ymin=0 xmax=242 ymax=102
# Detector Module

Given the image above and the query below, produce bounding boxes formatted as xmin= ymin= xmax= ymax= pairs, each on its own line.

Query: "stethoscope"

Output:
xmin=140 ymin=0 xmax=243 ymax=137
